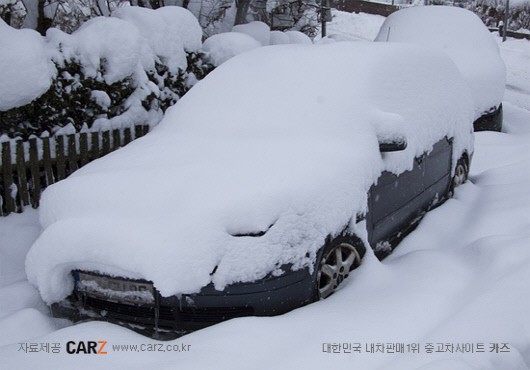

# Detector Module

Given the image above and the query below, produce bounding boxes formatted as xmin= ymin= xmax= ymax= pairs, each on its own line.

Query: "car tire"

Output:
xmin=315 ymin=235 xmax=365 ymax=300
xmin=449 ymin=156 xmax=469 ymax=196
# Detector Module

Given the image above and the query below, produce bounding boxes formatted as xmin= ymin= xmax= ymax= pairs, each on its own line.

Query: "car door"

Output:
xmin=422 ymin=137 xmax=452 ymax=206
xmin=366 ymin=137 xmax=453 ymax=258
xmin=366 ymin=153 xmax=426 ymax=257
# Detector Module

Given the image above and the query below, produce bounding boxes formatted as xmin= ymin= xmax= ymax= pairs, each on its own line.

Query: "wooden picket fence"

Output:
xmin=0 ymin=124 xmax=150 ymax=216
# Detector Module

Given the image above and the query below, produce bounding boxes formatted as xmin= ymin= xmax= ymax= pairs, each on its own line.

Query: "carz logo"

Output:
xmin=66 ymin=340 xmax=108 ymax=354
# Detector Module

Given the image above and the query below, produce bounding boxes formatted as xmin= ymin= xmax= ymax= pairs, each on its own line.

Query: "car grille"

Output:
xmin=80 ymin=295 xmax=254 ymax=325
xmin=179 ymin=306 xmax=254 ymax=323
xmin=83 ymin=296 xmax=175 ymax=321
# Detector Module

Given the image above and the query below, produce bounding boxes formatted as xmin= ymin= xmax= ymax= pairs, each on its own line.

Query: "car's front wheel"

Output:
xmin=316 ymin=236 xmax=364 ymax=300
xmin=450 ymin=156 xmax=469 ymax=196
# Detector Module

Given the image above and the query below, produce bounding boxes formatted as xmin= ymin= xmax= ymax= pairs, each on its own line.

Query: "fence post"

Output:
xmin=112 ymin=129 xmax=121 ymax=151
xmin=91 ymin=132 xmax=100 ymax=160
xmin=67 ymin=134 xmax=78 ymax=174
xmin=15 ymin=140 xmax=30 ymax=207
xmin=1 ymin=141 xmax=16 ymax=215
xmin=42 ymin=136 xmax=54 ymax=187
xmin=28 ymin=138 xmax=41 ymax=208
xmin=56 ymin=135 xmax=66 ymax=181
xmin=102 ymin=130 xmax=111 ymax=156
xmin=123 ymin=127 xmax=132 ymax=145
xmin=135 ymin=125 xmax=143 ymax=140
xmin=79 ymin=133 xmax=89 ymax=166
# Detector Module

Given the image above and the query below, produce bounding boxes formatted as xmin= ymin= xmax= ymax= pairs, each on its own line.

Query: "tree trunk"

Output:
xmin=22 ymin=0 xmax=51 ymax=35
xmin=36 ymin=0 xmax=52 ymax=35
xmin=234 ymin=0 xmax=251 ymax=25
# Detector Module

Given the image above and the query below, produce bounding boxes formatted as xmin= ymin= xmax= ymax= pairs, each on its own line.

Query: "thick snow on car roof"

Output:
xmin=375 ymin=6 xmax=506 ymax=119
xmin=26 ymin=42 xmax=474 ymax=304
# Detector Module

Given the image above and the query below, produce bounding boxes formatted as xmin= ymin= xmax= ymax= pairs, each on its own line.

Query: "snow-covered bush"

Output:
xmin=232 ymin=20 xmax=271 ymax=45
xmin=202 ymin=21 xmax=314 ymax=66
xmin=0 ymin=18 xmax=55 ymax=112
xmin=270 ymin=29 xmax=290 ymax=44
xmin=202 ymin=31 xmax=262 ymax=66
xmin=0 ymin=59 xmax=136 ymax=138
xmin=0 ymin=6 xmax=214 ymax=139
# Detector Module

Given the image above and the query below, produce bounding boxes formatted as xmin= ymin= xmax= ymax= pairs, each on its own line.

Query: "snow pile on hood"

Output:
xmin=203 ymin=21 xmax=313 ymax=66
xmin=26 ymin=42 xmax=474 ymax=304
xmin=0 ymin=19 xmax=56 ymax=111
xmin=375 ymin=6 xmax=506 ymax=119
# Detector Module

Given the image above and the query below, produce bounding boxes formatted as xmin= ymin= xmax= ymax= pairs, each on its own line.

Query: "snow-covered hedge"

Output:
xmin=0 ymin=6 xmax=213 ymax=139
xmin=0 ymin=18 xmax=55 ymax=112
xmin=202 ymin=21 xmax=312 ymax=66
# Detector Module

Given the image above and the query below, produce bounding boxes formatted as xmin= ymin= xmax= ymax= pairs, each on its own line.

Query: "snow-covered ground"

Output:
xmin=315 ymin=9 xmax=386 ymax=42
xmin=1 ymin=12 xmax=530 ymax=370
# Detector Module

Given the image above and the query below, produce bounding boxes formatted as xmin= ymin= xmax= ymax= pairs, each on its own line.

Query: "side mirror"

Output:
xmin=371 ymin=111 xmax=408 ymax=152
xmin=379 ymin=138 xmax=407 ymax=152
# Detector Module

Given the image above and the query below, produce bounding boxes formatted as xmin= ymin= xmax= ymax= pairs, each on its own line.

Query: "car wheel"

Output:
xmin=450 ymin=156 xmax=469 ymax=196
xmin=316 ymin=236 xmax=364 ymax=300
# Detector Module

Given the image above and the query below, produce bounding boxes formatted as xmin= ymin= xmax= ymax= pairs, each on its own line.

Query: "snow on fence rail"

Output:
xmin=334 ymin=0 xmax=400 ymax=17
xmin=0 ymin=124 xmax=150 ymax=217
xmin=488 ymin=27 xmax=530 ymax=41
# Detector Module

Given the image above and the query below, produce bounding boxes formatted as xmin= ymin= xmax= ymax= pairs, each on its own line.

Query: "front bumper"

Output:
xmin=51 ymin=268 xmax=315 ymax=339
xmin=473 ymin=104 xmax=503 ymax=132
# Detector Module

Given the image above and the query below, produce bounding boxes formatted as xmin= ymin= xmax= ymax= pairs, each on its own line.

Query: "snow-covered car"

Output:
xmin=375 ymin=6 xmax=506 ymax=131
xmin=26 ymin=42 xmax=474 ymax=337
